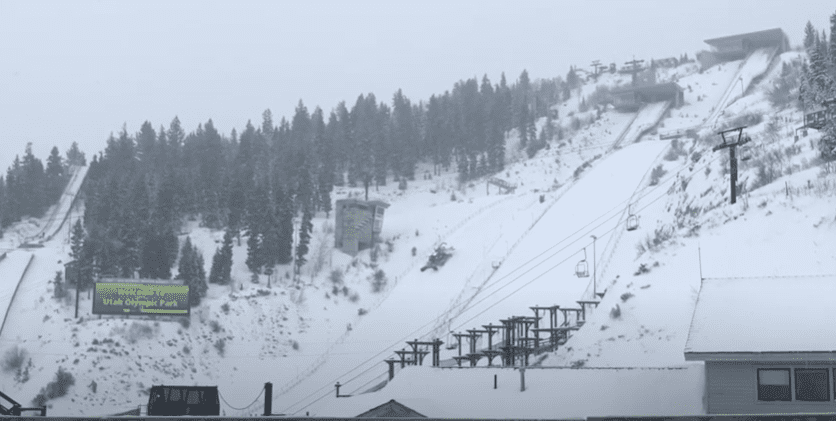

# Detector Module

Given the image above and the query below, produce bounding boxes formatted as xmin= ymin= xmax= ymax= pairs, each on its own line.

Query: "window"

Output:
xmin=795 ymin=368 xmax=830 ymax=402
xmin=758 ymin=368 xmax=791 ymax=401
xmin=187 ymin=391 xmax=200 ymax=405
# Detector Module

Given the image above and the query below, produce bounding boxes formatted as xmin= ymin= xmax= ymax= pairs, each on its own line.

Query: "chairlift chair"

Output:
xmin=626 ymin=214 xmax=639 ymax=231
xmin=626 ymin=204 xmax=639 ymax=232
xmin=446 ymin=332 xmax=457 ymax=350
xmin=575 ymin=248 xmax=590 ymax=278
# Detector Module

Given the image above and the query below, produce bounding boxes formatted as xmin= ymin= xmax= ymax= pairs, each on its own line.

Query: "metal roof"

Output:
xmin=704 ymin=28 xmax=786 ymax=46
xmin=684 ymin=276 xmax=836 ymax=360
xmin=336 ymin=198 xmax=390 ymax=209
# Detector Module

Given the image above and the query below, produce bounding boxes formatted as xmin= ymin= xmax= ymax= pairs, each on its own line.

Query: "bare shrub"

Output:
xmin=329 ymin=269 xmax=344 ymax=285
xmin=371 ymin=269 xmax=387 ymax=293
xmin=122 ymin=322 xmax=156 ymax=344
xmin=177 ymin=317 xmax=191 ymax=329
xmin=664 ymin=139 xmax=686 ymax=161
xmin=214 ymin=338 xmax=226 ymax=357
xmin=1 ymin=346 xmax=27 ymax=373
xmin=609 ymin=304 xmax=622 ymax=319
xmin=209 ymin=320 xmax=222 ymax=333
xmin=642 ymin=225 xmax=674 ymax=253
xmin=649 ymin=165 xmax=666 ymax=186
xmin=570 ymin=359 xmax=586 ymax=368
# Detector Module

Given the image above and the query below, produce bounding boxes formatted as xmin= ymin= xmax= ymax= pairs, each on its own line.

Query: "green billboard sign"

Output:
xmin=92 ymin=282 xmax=190 ymax=315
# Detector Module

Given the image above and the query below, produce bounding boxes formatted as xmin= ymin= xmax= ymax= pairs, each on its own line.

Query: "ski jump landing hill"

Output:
xmin=659 ymin=46 xmax=779 ymax=139
xmin=0 ymin=164 xmax=89 ymax=339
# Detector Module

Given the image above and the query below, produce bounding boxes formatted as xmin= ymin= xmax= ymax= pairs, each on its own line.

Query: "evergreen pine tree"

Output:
xmin=276 ymin=187 xmax=294 ymax=265
xmin=53 ymin=271 xmax=66 ymax=300
xmin=66 ymin=141 xmax=86 ymax=166
xmin=209 ymin=229 xmax=234 ymax=285
xmin=46 ymin=146 xmax=65 ymax=203
xmin=805 ymin=21 xmax=817 ymax=50
xmin=831 ymin=10 xmax=836 ymax=75
xmin=245 ymin=226 xmax=262 ymax=275
xmin=177 ymin=237 xmax=207 ymax=306
xmin=70 ymin=219 xmax=84 ymax=261
xmin=295 ymin=204 xmax=313 ymax=275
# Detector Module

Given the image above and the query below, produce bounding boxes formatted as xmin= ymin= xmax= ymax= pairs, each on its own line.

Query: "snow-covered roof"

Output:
xmin=311 ymin=365 xmax=705 ymax=418
xmin=685 ymin=276 xmax=836 ymax=359
xmin=704 ymin=28 xmax=786 ymax=46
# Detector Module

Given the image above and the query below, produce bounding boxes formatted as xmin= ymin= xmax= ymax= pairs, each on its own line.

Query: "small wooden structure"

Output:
xmin=334 ymin=199 xmax=390 ymax=256
xmin=798 ymin=99 xmax=836 ymax=139
xmin=146 ymin=385 xmax=219 ymax=416
xmin=486 ymin=177 xmax=516 ymax=195
xmin=64 ymin=260 xmax=78 ymax=286
xmin=612 ymin=83 xmax=684 ymax=112
xmin=356 ymin=399 xmax=427 ymax=418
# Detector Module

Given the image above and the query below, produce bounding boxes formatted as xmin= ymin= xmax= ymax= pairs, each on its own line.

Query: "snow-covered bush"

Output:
xmin=620 ymin=292 xmax=634 ymax=302
xmin=31 ymin=367 xmax=75 ymax=407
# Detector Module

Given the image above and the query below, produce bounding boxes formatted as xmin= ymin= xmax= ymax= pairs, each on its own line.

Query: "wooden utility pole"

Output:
xmin=713 ymin=126 xmax=752 ymax=204
xmin=590 ymin=60 xmax=603 ymax=81
xmin=75 ymin=279 xmax=80 ymax=318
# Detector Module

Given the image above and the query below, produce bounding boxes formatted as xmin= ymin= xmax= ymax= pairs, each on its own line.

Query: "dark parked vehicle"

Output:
xmin=147 ymin=385 xmax=220 ymax=416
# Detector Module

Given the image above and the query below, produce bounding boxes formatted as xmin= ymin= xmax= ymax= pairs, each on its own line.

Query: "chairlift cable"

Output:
xmin=218 ymin=386 xmax=265 ymax=411
xmin=282 ymin=153 xmax=722 ymax=415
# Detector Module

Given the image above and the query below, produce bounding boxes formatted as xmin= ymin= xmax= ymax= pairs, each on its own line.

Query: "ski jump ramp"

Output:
xmin=610 ymin=100 xmax=672 ymax=151
xmin=24 ymin=164 xmax=89 ymax=245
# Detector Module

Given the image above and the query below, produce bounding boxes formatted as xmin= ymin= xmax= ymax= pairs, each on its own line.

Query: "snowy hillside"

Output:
xmin=2 ymin=46 xmax=835 ymax=420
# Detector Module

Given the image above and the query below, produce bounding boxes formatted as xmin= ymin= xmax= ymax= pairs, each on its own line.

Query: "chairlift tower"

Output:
xmin=712 ymin=126 xmax=752 ymax=204
xmin=624 ymin=57 xmax=645 ymax=86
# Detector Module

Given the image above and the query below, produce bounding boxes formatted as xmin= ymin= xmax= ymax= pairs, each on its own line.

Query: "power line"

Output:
xmin=280 ymin=144 xmax=730 ymax=415
xmin=219 ymin=386 xmax=265 ymax=411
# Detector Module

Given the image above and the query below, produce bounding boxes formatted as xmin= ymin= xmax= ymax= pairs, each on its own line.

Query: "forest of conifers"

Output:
xmin=57 ymin=70 xmax=577 ymax=305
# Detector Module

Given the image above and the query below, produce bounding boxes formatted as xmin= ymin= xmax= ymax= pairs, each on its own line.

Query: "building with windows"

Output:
xmin=334 ymin=199 xmax=390 ymax=256
xmin=612 ymin=82 xmax=684 ymax=112
xmin=684 ymin=276 xmax=836 ymax=414
xmin=698 ymin=28 xmax=789 ymax=68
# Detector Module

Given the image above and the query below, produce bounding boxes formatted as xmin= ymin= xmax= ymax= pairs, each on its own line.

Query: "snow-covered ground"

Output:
xmin=0 ymin=251 xmax=34 ymax=337
xmin=2 ymin=45 xmax=833 ymax=419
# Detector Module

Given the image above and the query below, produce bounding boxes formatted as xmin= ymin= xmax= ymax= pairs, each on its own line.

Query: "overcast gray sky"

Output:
xmin=1 ymin=0 xmax=833 ymax=170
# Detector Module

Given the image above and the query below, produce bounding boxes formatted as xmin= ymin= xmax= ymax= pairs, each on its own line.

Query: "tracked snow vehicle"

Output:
xmin=420 ymin=243 xmax=454 ymax=272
